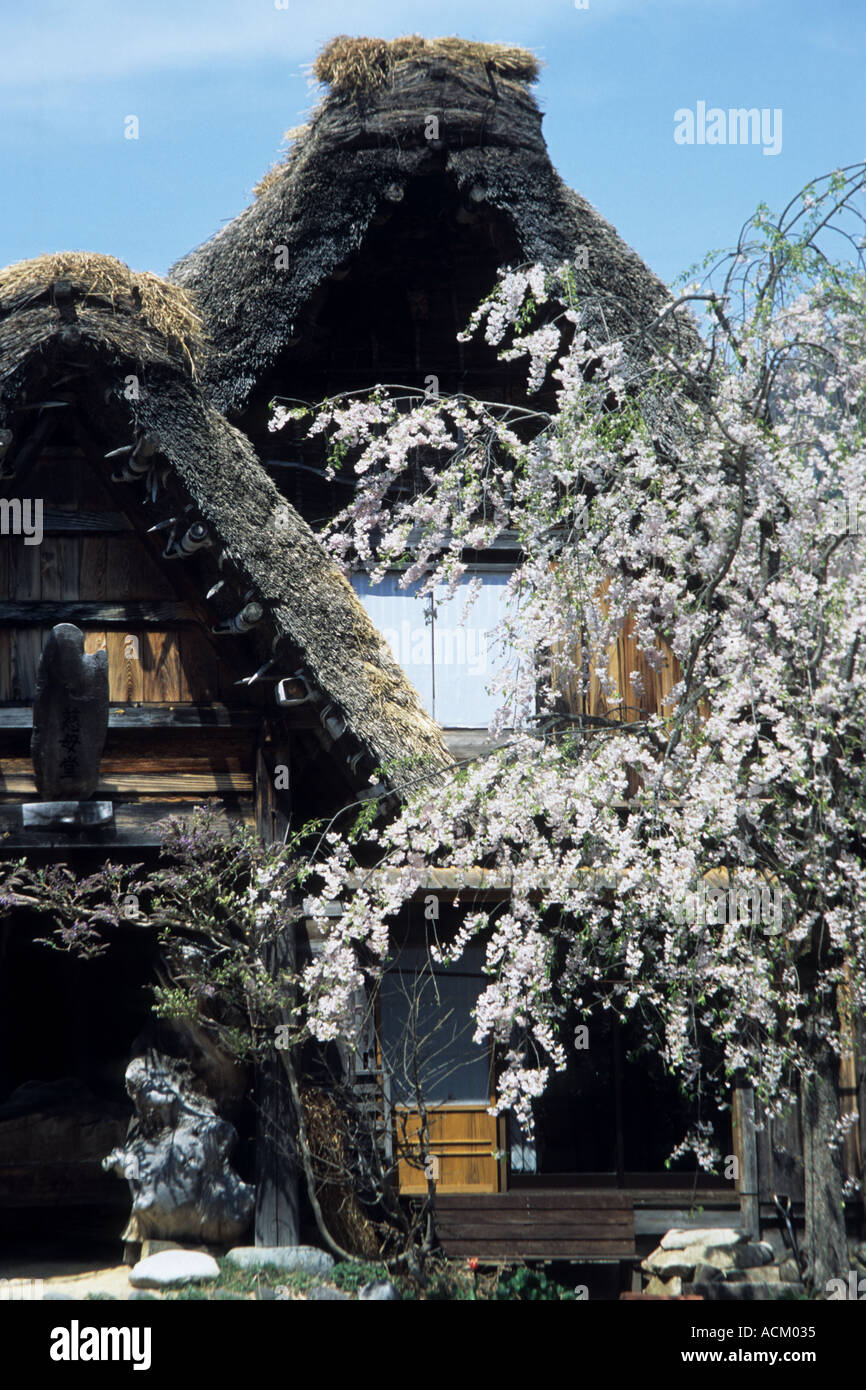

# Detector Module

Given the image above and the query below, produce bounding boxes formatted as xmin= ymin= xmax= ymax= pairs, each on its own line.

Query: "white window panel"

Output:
xmin=350 ymin=572 xmax=434 ymax=712
xmin=350 ymin=571 xmax=521 ymax=728
xmin=431 ymin=574 xmax=521 ymax=727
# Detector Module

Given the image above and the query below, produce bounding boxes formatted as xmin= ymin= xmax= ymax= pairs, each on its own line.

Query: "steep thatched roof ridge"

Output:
xmin=0 ymin=252 xmax=204 ymax=371
xmin=313 ymin=35 xmax=541 ymax=94
xmin=0 ymin=254 xmax=453 ymax=795
xmin=169 ymin=36 xmax=701 ymax=417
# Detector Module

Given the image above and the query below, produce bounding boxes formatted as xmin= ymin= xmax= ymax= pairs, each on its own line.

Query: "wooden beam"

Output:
xmin=255 ymin=723 xmax=291 ymax=844
xmin=255 ymin=918 xmax=300 ymax=1245
xmin=839 ymin=966 xmax=863 ymax=1192
xmin=633 ymin=1206 xmax=742 ymax=1236
xmin=41 ymin=509 xmax=132 ymax=536
xmin=0 ymin=601 xmax=195 ymax=627
xmin=433 ymin=1191 xmax=636 ymax=1259
xmin=21 ymin=800 xmax=113 ymax=830
xmin=0 ymin=410 xmax=58 ymax=483
xmin=0 ymin=769 xmax=253 ymax=796
xmin=0 ymin=703 xmax=261 ymax=731
xmin=0 ymin=799 xmax=254 ymax=850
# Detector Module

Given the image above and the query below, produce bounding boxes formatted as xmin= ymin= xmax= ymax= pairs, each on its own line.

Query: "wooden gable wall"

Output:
xmin=0 ymin=440 xmax=265 ymax=839
xmin=0 ymin=444 xmax=228 ymax=705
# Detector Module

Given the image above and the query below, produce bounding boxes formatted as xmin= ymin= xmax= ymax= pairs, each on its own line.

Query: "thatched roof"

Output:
xmin=313 ymin=35 xmax=541 ymax=94
xmin=169 ymin=34 xmax=701 ymax=420
xmin=0 ymin=253 xmax=204 ymax=370
xmin=0 ymin=253 xmax=453 ymax=795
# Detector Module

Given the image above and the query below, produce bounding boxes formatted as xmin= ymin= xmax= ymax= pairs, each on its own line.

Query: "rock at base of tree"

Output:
xmin=684 ymin=1280 xmax=803 ymax=1301
xmin=359 ymin=1280 xmax=401 ymax=1300
xmin=660 ymin=1227 xmax=746 ymax=1252
xmin=644 ymin=1274 xmax=682 ymax=1297
xmin=778 ymin=1258 xmax=802 ymax=1282
xmin=643 ymin=1239 xmax=775 ymax=1281
xmin=102 ymin=1051 xmax=254 ymax=1246
xmin=723 ymin=1265 xmax=781 ymax=1284
xmin=225 ymin=1245 xmax=334 ymax=1277
xmin=130 ymin=1251 xmax=220 ymax=1288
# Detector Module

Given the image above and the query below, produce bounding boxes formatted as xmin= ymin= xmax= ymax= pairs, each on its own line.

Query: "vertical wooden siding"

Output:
xmin=1 ymin=449 xmax=226 ymax=703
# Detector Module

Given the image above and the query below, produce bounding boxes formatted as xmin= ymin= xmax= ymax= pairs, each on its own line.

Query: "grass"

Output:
xmin=82 ymin=1255 xmax=585 ymax=1301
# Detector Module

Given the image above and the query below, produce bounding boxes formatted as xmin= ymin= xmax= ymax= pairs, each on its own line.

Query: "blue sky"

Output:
xmin=2 ymin=0 xmax=864 ymax=289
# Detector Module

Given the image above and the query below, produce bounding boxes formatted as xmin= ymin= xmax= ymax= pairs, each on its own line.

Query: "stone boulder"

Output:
xmin=660 ymin=1227 xmax=746 ymax=1252
xmin=130 ymin=1251 xmax=220 ymax=1289
xmin=359 ymin=1280 xmax=401 ymax=1301
xmin=642 ymin=1236 xmax=774 ymax=1281
xmin=683 ymin=1280 xmax=803 ymax=1301
xmin=643 ymin=1225 xmax=795 ymax=1300
xmin=102 ymin=1051 xmax=254 ymax=1246
xmin=225 ymin=1246 xmax=334 ymax=1278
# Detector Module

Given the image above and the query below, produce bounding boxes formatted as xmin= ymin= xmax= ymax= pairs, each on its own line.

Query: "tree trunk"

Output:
xmin=800 ymin=1030 xmax=849 ymax=1293
xmin=254 ymin=920 xmax=300 ymax=1246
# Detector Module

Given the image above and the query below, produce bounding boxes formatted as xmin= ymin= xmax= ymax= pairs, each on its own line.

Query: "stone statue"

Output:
xmin=31 ymin=623 xmax=109 ymax=800
xmin=102 ymin=1051 xmax=255 ymax=1246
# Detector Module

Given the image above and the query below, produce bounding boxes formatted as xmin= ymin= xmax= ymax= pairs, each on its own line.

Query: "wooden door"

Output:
xmin=394 ymin=1106 xmax=505 ymax=1194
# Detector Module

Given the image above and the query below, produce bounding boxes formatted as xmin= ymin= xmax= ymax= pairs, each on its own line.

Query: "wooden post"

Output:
xmin=612 ymin=1014 xmax=626 ymax=1186
xmin=255 ymin=723 xmax=290 ymax=845
xmin=253 ymin=727 xmax=298 ymax=1246
xmin=732 ymin=1077 xmax=760 ymax=1240
xmin=254 ymin=920 xmax=300 ymax=1247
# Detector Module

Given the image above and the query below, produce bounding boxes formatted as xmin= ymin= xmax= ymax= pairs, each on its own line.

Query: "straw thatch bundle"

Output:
xmin=0 ymin=253 xmax=453 ymax=794
xmin=0 ymin=252 xmax=203 ymax=371
xmin=313 ymin=34 xmax=541 ymax=95
xmin=299 ymin=1084 xmax=381 ymax=1258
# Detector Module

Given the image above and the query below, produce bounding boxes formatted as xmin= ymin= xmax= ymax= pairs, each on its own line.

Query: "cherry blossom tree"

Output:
xmin=270 ymin=165 xmax=866 ymax=1290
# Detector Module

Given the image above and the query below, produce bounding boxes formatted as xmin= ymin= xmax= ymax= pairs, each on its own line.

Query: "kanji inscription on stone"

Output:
xmin=30 ymin=624 xmax=109 ymax=800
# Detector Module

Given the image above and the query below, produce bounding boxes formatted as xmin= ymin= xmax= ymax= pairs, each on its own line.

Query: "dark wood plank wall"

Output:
xmin=434 ymin=1191 xmax=636 ymax=1260
xmin=1 ymin=448 xmax=223 ymax=704
xmin=0 ymin=447 xmax=256 ymax=830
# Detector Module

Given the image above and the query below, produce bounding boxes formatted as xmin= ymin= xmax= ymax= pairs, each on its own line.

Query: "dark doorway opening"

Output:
xmin=510 ymin=1007 xmax=731 ymax=1188
xmin=0 ymin=908 xmax=155 ymax=1258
